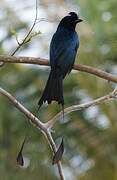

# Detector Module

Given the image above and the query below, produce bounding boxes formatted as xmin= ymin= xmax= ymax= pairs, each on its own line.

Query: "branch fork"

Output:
xmin=0 ymin=85 xmax=117 ymax=180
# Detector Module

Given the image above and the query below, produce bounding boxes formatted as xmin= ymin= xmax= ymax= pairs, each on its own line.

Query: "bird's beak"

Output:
xmin=75 ymin=18 xmax=83 ymax=23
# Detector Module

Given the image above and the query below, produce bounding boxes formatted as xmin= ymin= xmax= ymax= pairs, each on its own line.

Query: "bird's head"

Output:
xmin=58 ymin=12 xmax=83 ymax=30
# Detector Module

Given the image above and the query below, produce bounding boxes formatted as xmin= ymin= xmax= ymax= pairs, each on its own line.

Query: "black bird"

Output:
xmin=38 ymin=12 xmax=83 ymax=110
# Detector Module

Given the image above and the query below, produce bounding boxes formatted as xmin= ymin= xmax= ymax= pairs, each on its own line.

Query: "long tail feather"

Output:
xmin=38 ymin=69 xmax=64 ymax=108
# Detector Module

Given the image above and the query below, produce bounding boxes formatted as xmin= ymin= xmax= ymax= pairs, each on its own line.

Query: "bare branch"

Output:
xmin=1 ymin=0 xmax=39 ymax=68
xmin=0 ymin=55 xmax=117 ymax=83
xmin=46 ymin=88 xmax=117 ymax=129
xmin=11 ymin=0 xmax=38 ymax=56
xmin=0 ymin=87 xmax=46 ymax=131
xmin=0 ymin=87 xmax=65 ymax=180
xmin=44 ymin=131 xmax=65 ymax=180
xmin=0 ymin=87 xmax=117 ymax=179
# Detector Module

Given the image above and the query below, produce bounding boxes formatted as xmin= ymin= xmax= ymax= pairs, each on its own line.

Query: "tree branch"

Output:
xmin=45 ymin=87 xmax=117 ymax=129
xmin=11 ymin=0 xmax=38 ymax=56
xmin=0 ymin=55 xmax=117 ymax=83
xmin=0 ymin=85 xmax=117 ymax=179
xmin=44 ymin=131 xmax=65 ymax=180
xmin=1 ymin=0 xmax=39 ymax=68
xmin=0 ymin=87 xmax=65 ymax=180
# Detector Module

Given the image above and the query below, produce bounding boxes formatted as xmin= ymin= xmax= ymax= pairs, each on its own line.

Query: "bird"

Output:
xmin=38 ymin=12 xmax=83 ymax=111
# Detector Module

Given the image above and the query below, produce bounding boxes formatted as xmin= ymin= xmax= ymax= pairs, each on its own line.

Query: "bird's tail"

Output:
xmin=38 ymin=68 xmax=64 ymax=109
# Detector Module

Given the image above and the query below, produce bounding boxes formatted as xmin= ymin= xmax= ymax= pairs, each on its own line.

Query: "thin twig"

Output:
xmin=44 ymin=131 xmax=65 ymax=180
xmin=0 ymin=55 xmax=117 ymax=83
xmin=1 ymin=0 xmax=38 ymax=67
xmin=11 ymin=0 xmax=38 ymax=56
xmin=45 ymin=88 xmax=117 ymax=129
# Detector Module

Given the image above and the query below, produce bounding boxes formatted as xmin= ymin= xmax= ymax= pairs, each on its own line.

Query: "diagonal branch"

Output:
xmin=0 ymin=88 xmax=46 ymax=131
xmin=0 ymin=87 xmax=65 ymax=180
xmin=0 ymin=55 xmax=117 ymax=83
xmin=45 ymin=87 xmax=117 ymax=129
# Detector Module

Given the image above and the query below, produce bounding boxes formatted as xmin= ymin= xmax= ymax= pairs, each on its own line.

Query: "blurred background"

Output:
xmin=0 ymin=0 xmax=117 ymax=179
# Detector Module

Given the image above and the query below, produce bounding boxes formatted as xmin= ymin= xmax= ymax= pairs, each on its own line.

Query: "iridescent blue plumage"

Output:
xmin=38 ymin=12 xmax=82 ymax=108
xmin=50 ymin=27 xmax=79 ymax=78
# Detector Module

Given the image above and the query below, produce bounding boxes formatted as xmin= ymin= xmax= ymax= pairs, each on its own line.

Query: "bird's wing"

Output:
xmin=50 ymin=32 xmax=79 ymax=71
